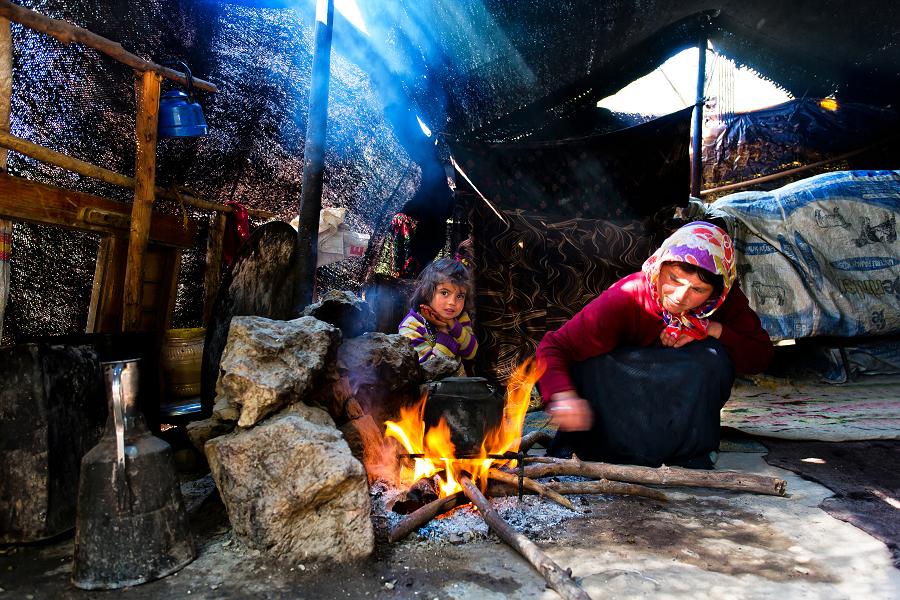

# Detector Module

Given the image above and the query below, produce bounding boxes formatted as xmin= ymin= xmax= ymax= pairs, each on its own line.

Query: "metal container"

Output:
xmin=160 ymin=327 xmax=205 ymax=398
xmin=72 ymin=359 xmax=195 ymax=589
xmin=423 ymin=377 xmax=504 ymax=457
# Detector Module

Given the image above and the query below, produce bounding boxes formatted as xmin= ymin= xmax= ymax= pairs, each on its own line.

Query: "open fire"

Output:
xmin=384 ymin=358 xmax=545 ymax=497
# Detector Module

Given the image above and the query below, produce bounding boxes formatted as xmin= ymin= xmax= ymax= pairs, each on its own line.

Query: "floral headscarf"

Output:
xmin=641 ymin=221 xmax=736 ymax=340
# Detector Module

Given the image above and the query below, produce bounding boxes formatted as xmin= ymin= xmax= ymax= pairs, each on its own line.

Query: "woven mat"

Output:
xmin=722 ymin=376 xmax=900 ymax=441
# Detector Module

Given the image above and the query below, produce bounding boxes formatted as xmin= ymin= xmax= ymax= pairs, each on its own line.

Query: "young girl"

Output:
xmin=399 ymin=257 xmax=478 ymax=371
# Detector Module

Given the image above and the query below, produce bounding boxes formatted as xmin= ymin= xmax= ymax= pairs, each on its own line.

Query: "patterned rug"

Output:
xmin=722 ymin=376 xmax=900 ymax=441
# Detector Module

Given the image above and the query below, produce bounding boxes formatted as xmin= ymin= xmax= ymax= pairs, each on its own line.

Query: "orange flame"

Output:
xmin=384 ymin=358 xmax=546 ymax=497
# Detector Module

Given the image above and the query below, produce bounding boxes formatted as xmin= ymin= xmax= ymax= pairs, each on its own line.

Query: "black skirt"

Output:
xmin=548 ymin=338 xmax=735 ymax=468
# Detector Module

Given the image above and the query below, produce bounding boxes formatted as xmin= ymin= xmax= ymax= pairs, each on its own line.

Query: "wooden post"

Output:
xmin=0 ymin=15 xmax=11 ymax=342
xmin=295 ymin=0 xmax=335 ymax=310
xmin=203 ymin=211 xmax=227 ymax=325
xmin=123 ymin=70 xmax=161 ymax=331
xmin=690 ymin=34 xmax=707 ymax=198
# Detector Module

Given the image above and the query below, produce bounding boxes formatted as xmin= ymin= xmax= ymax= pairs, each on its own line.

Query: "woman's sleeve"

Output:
xmin=399 ymin=312 xmax=438 ymax=363
xmin=713 ymin=286 xmax=774 ymax=374
xmin=536 ymin=287 xmax=632 ymax=400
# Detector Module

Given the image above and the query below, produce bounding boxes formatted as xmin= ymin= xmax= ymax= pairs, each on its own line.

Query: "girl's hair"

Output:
xmin=668 ymin=261 xmax=725 ymax=299
xmin=409 ymin=257 xmax=474 ymax=313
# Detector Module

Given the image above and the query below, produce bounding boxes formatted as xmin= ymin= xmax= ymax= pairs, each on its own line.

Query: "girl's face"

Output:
xmin=429 ymin=281 xmax=466 ymax=320
xmin=657 ymin=263 xmax=714 ymax=314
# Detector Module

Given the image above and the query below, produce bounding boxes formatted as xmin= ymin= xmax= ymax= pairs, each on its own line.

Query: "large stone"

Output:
xmin=420 ymin=353 xmax=462 ymax=381
xmin=336 ymin=333 xmax=422 ymax=424
xmin=301 ymin=290 xmax=374 ymax=339
xmin=216 ymin=316 xmax=341 ymax=428
xmin=185 ymin=418 xmax=234 ymax=453
xmin=205 ymin=405 xmax=374 ymax=562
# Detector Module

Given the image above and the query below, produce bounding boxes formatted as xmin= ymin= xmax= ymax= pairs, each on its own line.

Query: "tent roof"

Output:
xmin=317 ymin=0 xmax=900 ymax=139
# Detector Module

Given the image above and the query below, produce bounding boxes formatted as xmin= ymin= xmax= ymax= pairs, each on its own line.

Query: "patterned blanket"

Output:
xmin=722 ymin=377 xmax=900 ymax=441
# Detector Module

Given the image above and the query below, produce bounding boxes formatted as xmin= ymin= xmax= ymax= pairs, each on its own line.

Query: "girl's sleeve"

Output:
xmin=399 ymin=312 xmax=438 ymax=363
xmin=447 ymin=312 xmax=478 ymax=360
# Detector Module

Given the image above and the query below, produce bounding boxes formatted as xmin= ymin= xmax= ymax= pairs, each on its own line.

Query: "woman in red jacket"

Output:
xmin=536 ymin=221 xmax=773 ymax=468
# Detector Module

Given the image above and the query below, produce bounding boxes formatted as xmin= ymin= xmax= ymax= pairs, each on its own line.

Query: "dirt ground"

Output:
xmin=2 ymin=446 xmax=899 ymax=600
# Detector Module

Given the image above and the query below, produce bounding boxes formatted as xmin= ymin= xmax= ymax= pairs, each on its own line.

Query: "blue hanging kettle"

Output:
xmin=158 ymin=61 xmax=208 ymax=138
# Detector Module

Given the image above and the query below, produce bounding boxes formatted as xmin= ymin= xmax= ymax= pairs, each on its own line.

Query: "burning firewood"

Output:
xmin=460 ymin=475 xmax=592 ymax=600
xmin=518 ymin=430 xmax=554 ymax=453
xmin=387 ymin=476 xmax=439 ymax=514
xmin=487 ymin=468 xmax=574 ymax=510
xmin=488 ymin=477 xmax=668 ymax=502
xmin=523 ymin=456 xmax=787 ymax=496
xmin=388 ymin=491 xmax=465 ymax=543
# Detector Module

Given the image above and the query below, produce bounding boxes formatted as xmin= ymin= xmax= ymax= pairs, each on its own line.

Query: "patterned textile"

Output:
xmin=471 ymin=203 xmax=667 ymax=383
xmin=642 ymin=221 xmax=736 ymax=340
xmin=398 ymin=309 xmax=477 ymax=363
xmin=722 ymin=377 xmax=900 ymax=441
xmin=708 ymin=170 xmax=900 ymax=340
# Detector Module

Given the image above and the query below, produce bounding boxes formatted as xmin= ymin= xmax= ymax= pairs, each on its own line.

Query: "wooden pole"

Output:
xmin=0 ymin=0 xmax=216 ymax=92
xmin=203 ymin=211 xmax=227 ymax=325
xmin=0 ymin=130 xmax=273 ymax=219
xmin=123 ymin=70 xmax=161 ymax=332
xmin=690 ymin=34 xmax=707 ymax=198
xmin=0 ymin=14 xmax=10 ymax=342
xmin=295 ymin=0 xmax=335 ymax=310
xmin=460 ymin=476 xmax=591 ymax=600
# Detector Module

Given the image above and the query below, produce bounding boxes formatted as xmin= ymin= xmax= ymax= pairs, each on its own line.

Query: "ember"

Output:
xmin=384 ymin=359 xmax=545 ymax=497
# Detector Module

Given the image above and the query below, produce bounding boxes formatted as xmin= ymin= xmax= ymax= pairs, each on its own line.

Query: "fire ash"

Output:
xmin=384 ymin=358 xmax=545 ymax=497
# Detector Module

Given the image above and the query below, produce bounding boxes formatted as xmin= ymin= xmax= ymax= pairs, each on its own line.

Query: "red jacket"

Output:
xmin=537 ymin=272 xmax=774 ymax=399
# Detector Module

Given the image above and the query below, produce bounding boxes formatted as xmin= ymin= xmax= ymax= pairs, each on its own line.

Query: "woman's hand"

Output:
xmin=659 ymin=321 xmax=722 ymax=348
xmin=548 ymin=391 xmax=593 ymax=431
xmin=419 ymin=304 xmax=451 ymax=333
xmin=659 ymin=328 xmax=693 ymax=348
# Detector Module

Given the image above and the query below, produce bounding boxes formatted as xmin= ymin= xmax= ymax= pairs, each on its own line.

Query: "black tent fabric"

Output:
xmin=3 ymin=1 xmax=900 ymax=344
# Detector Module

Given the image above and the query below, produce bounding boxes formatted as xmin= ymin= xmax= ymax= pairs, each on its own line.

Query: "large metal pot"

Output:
xmin=422 ymin=377 xmax=504 ymax=457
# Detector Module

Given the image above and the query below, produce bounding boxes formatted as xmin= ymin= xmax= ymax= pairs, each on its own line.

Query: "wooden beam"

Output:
xmin=203 ymin=211 xmax=226 ymax=325
xmin=0 ymin=0 xmax=217 ymax=93
xmin=0 ymin=173 xmax=196 ymax=246
xmin=0 ymin=130 xmax=275 ymax=219
xmin=0 ymin=14 xmax=10 ymax=343
xmin=123 ymin=71 xmax=161 ymax=331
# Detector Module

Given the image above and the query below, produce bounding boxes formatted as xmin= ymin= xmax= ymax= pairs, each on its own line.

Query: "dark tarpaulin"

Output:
xmin=703 ymin=99 xmax=900 ymax=189
xmin=449 ymin=107 xmax=692 ymax=221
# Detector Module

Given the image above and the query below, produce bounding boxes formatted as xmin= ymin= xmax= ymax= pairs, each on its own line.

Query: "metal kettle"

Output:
xmin=158 ymin=61 xmax=208 ymax=137
xmin=72 ymin=359 xmax=195 ymax=589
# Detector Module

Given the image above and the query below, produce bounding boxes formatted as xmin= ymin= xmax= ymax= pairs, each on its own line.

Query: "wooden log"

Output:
xmin=388 ymin=491 xmax=465 ymax=543
xmin=522 ymin=456 xmax=787 ymax=496
xmin=488 ymin=478 xmax=668 ymax=503
xmin=0 ymin=0 xmax=217 ymax=92
xmin=519 ymin=430 xmax=553 ymax=453
xmin=203 ymin=211 xmax=226 ymax=325
xmin=460 ymin=476 xmax=591 ymax=600
xmin=0 ymin=131 xmax=274 ymax=219
xmin=487 ymin=468 xmax=574 ymax=510
xmin=0 ymin=173 xmax=196 ymax=246
xmin=123 ymin=70 xmax=161 ymax=332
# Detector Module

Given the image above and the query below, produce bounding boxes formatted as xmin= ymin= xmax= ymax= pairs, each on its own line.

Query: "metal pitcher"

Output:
xmin=72 ymin=359 xmax=195 ymax=589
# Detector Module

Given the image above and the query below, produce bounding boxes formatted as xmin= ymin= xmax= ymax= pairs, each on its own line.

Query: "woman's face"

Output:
xmin=657 ymin=263 xmax=714 ymax=314
xmin=429 ymin=281 xmax=466 ymax=320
